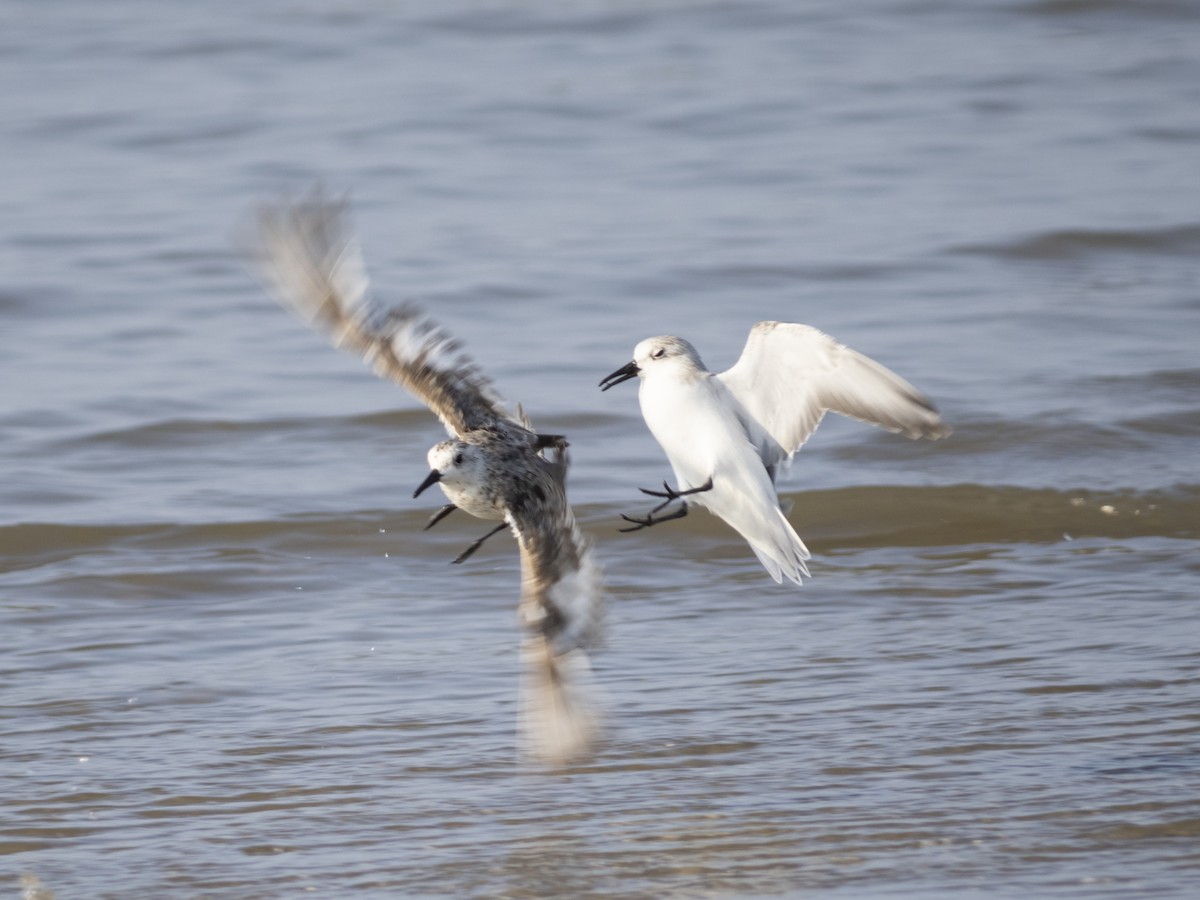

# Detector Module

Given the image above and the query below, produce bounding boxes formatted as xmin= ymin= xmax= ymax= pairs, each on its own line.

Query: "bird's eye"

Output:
xmin=651 ymin=347 xmax=666 ymax=359
xmin=453 ymin=453 xmax=464 ymax=466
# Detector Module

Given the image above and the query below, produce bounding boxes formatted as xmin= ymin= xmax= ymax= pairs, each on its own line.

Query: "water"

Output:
xmin=3 ymin=1 xmax=1199 ymax=896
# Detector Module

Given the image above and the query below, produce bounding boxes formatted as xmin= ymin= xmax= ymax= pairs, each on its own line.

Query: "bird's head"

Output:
xmin=599 ymin=335 xmax=704 ymax=391
xmin=413 ymin=440 xmax=485 ymax=498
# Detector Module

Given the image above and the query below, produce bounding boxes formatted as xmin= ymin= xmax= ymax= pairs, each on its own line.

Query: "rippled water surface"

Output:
xmin=3 ymin=1 xmax=1199 ymax=897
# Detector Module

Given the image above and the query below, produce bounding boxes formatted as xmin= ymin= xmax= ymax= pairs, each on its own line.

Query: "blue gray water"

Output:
xmin=3 ymin=1 xmax=1199 ymax=897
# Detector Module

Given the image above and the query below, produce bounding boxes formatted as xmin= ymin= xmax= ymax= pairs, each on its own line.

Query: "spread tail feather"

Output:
xmin=742 ymin=507 xmax=811 ymax=586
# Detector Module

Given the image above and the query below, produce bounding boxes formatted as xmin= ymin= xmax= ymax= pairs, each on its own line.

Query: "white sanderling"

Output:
xmin=600 ymin=322 xmax=951 ymax=585
xmin=249 ymin=193 xmax=603 ymax=764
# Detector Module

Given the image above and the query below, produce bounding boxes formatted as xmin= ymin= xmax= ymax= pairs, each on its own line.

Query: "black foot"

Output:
xmin=618 ymin=477 xmax=712 ymax=532
xmin=636 ymin=477 xmax=714 ymax=513
xmin=619 ymin=502 xmax=691 ymax=532
xmin=451 ymin=522 xmax=508 ymax=564
xmin=424 ymin=504 xmax=457 ymax=531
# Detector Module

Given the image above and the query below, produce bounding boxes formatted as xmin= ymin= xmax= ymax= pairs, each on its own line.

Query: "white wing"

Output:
xmin=718 ymin=322 xmax=951 ymax=468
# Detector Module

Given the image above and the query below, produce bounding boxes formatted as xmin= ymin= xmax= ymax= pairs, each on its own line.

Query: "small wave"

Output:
xmin=594 ymin=483 xmax=1200 ymax=550
xmin=833 ymin=415 xmax=1155 ymax=463
xmin=422 ymin=8 xmax=651 ymax=38
xmin=0 ymin=522 xmax=161 ymax=574
xmin=1016 ymin=0 xmax=1200 ymax=20
xmin=0 ymin=511 xmax=416 ymax=578
xmin=1136 ymin=125 xmax=1200 ymax=143
xmin=1122 ymin=410 xmax=1200 ymax=438
xmin=52 ymin=409 xmax=434 ymax=451
xmin=951 ymin=223 xmax=1200 ymax=262
xmin=783 ymin=483 xmax=1200 ymax=549
xmin=623 ymin=260 xmax=934 ymax=298
xmin=1080 ymin=367 xmax=1200 ymax=400
xmin=140 ymin=37 xmax=277 ymax=60
xmin=5 ymin=485 xmax=1196 ymax=576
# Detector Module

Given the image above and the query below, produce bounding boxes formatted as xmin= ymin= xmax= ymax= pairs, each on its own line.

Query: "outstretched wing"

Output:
xmin=507 ymin=448 xmax=604 ymax=765
xmin=249 ymin=193 xmax=518 ymax=438
xmin=718 ymin=321 xmax=951 ymax=468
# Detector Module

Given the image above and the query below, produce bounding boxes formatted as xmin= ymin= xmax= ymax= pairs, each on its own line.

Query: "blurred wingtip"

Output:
xmin=21 ymin=873 xmax=56 ymax=900
xmin=518 ymin=641 xmax=604 ymax=768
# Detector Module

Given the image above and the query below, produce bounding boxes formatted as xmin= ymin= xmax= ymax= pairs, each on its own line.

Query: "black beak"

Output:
xmin=413 ymin=469 xmax=442 ymax=498
xmin=599 ymin=361 xmax=639 ymax=391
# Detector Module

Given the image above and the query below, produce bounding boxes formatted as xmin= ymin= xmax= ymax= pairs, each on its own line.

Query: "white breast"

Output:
xmin=639 ymin=372 xmax=751 ymax=492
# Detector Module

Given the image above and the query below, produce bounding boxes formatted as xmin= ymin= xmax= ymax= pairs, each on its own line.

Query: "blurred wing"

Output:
xmin=718 ymin=321 xmax=951 ymax=466
xmin=249 ymin=193 xmax=518 ymax=437
xmin=508 ymin=449 xmax=604 ymax=765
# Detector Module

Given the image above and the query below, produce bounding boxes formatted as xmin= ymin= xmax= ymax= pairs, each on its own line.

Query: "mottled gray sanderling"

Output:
xmin=600 ymin=322 xmax=951 ymax=585
xmin=250 ymin=193 xmax=602 ymax=764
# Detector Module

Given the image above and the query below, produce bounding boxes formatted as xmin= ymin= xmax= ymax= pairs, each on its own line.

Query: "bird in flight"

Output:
xmin=600 ymin=322 xmax=951 ymax=585
xmin=250 ymin=193 xmax=603 ymax=764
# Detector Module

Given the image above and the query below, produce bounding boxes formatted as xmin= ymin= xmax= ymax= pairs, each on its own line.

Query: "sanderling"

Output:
xmin=600 ymin=322 xmax=951 ymax=585
xmin=249 ymin=193 xmax=603 ymax=764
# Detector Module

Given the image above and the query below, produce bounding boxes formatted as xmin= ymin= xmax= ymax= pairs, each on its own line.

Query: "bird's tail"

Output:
xmin=704 ymin=467 xmax=812 ymax=585
xmin=740 ymin=505 xmax=812 ymax=586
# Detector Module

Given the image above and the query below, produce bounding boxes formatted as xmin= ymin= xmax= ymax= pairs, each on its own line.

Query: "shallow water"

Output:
xmin=3 ymin=1 xmax=1200 ymax=897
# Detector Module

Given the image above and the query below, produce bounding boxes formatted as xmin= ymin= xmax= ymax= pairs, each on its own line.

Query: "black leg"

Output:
xmin=424 ymin=504 xmax=457 ymax=531
xmin=618 ymin=476 xmax=713 ymax=531
xmin=451 ymin=522 xmax=509 ymax=565
xmin=635 ymin=477 xmax=714 ymax=513
xmin=619 ymin=502 xmax=692 ymax=532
